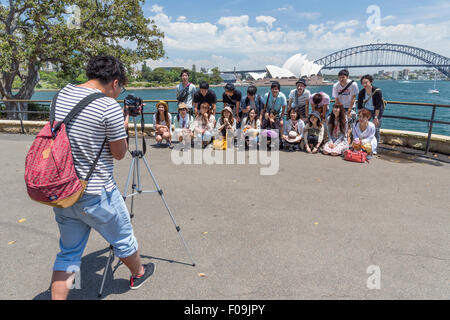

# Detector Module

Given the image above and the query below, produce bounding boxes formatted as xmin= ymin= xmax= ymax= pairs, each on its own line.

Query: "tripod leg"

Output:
xmin=140 ymin=156 xmax=196 ymax=267
xmin=123 ymin=157 xmax=136 ymax=199
xmin=98 ymin=245 xmax=114 ymax=298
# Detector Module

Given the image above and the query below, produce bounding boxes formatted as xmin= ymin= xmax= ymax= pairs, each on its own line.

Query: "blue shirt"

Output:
xmin=263 ymin=92 xmax=287 ymax=116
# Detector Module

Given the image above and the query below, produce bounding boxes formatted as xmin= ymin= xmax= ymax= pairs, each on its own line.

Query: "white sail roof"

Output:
xmin=265 ymin=65 xmax=296 ymax=78
xmin=248 ymin=72 xmax=267 ymax=80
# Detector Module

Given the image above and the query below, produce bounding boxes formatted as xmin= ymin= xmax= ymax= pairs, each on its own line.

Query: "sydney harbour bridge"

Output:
xmin=223 ymin=43 xmax=450 ymax=79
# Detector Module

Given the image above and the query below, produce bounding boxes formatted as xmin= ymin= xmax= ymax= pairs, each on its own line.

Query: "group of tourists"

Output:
xmin=152 ymin=69 xmax=384 ymax=157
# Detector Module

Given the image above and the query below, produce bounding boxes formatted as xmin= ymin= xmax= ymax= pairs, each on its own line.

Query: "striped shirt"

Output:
xmin=54 ymin=84 xmax=127 ymax=195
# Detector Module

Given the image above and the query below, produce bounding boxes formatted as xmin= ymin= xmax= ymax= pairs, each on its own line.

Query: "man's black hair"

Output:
xmin=86 ymin=55 xmax=128 ymax=86
xmin=224 ymin=83 xmax=235 ymax=91
xmin=199 ymin=81 xmax=209 ymax=89
xmin=247 ymin=85 xmax=257 ymax=96
xmin=180 ymin=69 xmax=190 ymax=77
xmin=338 ymin=69 xmax=349 ymax=77
xmin=270 ymin=81 xmax=281 ymax=90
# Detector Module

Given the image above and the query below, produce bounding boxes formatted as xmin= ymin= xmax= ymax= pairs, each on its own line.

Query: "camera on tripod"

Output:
xmin=124 ymin=94 xmax=143 ymax=117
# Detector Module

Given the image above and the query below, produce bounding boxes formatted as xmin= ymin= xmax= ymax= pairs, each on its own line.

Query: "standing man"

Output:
xmin=222 ymin=83 xmax=242 ymax=123
xmin=261 ymin=81 xmax=287 ymax=127
xmin=176 ymin=69 xmax=196 ymax=116
xmin=240 ymin=85 xmax=264 ymax=119
xmin=50 ymin=55 xmax=154 ymax=300
xmin=193 ymin=81 xmax=217 ymax=117
xmin=287 ymin=78 xmax=310 ymax=122
xmin=332 ymin=69 xmax=359 ymax=122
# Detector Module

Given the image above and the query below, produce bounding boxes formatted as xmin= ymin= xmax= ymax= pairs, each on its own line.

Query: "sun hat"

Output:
xmin=309 ymin=111 xmax=322 ymax=124
xmin=221 ymin=106 xmax=233 ymax=117
xmin=285 ymin=130 xmax=302 ymax=143
xmin=178 ymin=102 xmax=188 ymax=111
xmin=156 ymin=100 xmax=169 ymax=111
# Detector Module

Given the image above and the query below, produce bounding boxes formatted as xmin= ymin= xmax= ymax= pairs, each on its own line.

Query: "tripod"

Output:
xmin=97 ymin=115 xmax=196 ymax=297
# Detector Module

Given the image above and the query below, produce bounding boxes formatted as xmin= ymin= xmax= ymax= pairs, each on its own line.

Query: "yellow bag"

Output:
xmin=213 ymin=134 xmax=227 ymax=150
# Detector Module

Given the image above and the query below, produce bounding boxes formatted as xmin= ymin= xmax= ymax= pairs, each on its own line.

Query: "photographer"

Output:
xmin=50 ymin=55 xmax=153 ymax=300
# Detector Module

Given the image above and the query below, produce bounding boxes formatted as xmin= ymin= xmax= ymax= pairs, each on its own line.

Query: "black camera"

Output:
xmin=124 ymin=94 xmax=143 ymax=117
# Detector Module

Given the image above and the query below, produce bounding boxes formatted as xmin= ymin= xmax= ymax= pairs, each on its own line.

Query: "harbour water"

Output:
xmin=31 ymin=80 xmax=450 ymax=136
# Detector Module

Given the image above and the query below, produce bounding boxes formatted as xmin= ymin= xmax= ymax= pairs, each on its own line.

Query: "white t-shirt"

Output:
xmin=54 ymin=84 xmax=127 ymax=195
xmin=332 ymin=80 xmax=359 ymax=109
xmin=153 ymin=113 xmax=172 ymax=126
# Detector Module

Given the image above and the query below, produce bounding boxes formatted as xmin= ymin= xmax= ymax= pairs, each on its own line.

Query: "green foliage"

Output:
xmin=0 ymin=0 xmax=165 ymax=99
xmin=135 ymin=66 xmax=224 ymax=87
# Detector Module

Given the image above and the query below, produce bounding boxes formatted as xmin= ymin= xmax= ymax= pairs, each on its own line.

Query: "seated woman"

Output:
xmin=153 ymin=100 xmax=172 ymax=147
xmin=352 ymin=108 xmax=377 ymax=157
xmin=193 ymin=102 xmax=216 ymax=148
xmin=215 ymin=106 xmax=236 ymax=140
xmin=323 ymin=103 xmax=349 ymax=156
xmin=241 ymin=108 xmax=261 ymax=149
xmin=302 ymin=111 xmax=324 ymax=154
xmin=172 ymin=102 xmax=194 ymax=148
xmin=261 ymin=109 xmax=281 ymax=150
xmin=281 ymin=108 xmax=304 ymax=151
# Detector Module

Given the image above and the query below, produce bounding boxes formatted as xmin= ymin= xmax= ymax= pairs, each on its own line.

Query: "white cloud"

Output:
xmin=143 ymin=7 xmax=450 ymax=70
xmin=256 ymin=16 xmax=276 ymax=29
xmin=151 ymin=4 xmax=163 ymax=13
xmin=333 ymin=20 xmax=360 ymax=31
xmin=298 ymin=12 xmax=321 ymax=20
xmin=217 ymin=15 xmax=249 ymax=28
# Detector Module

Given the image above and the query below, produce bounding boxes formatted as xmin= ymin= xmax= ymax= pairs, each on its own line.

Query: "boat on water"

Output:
xmin=428 ymin=71 xmax=440 ymax=94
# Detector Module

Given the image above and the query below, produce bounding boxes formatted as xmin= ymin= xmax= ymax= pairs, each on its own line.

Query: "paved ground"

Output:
xmin=0 ymin=133 xmax=449 ymax=300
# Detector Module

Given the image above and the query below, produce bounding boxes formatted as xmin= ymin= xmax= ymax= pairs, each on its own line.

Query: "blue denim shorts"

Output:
xmin=53 ymin=186 xmax=138 ymax=272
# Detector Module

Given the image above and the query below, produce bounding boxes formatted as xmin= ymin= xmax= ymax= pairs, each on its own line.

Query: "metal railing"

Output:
xmin=1 ymin=99 xmax=449 ymax=156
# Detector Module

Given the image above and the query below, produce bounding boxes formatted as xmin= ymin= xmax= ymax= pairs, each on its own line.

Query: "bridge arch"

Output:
xmin=313 ymin=43 xmax=450 ymax=78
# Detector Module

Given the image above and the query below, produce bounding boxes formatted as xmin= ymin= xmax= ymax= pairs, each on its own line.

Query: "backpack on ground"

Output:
xmin=24 ymin=91 xmax=107 ymax=208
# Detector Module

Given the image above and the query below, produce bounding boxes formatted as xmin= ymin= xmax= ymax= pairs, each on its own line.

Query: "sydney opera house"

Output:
xmin=247 ymin=53 xmax=326 ymax=85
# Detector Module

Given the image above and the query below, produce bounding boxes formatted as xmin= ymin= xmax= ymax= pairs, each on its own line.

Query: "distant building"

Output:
xmin=392 ymin=71 xmax=399 ymax=80
xmin=220 ymin=73 xmax=236 ymax=83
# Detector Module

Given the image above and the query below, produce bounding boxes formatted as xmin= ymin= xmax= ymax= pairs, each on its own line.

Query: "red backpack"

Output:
xmin=25 ymin=92 xmax=107 ymax=208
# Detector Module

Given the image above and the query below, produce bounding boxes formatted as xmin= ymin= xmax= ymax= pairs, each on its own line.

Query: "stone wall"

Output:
xmin=1 ymin=120 xmax=449 ymax=155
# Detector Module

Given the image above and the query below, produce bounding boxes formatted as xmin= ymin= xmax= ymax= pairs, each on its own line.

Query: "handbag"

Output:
xmin=344 ymin=149 xmax=368 ymax=163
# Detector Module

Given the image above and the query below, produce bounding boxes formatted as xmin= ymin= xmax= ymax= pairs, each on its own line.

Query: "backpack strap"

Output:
xmin=51 ymin=91 xmax=108 ymax=182
xmin=53 ymin=92 xmax=106 ymax=132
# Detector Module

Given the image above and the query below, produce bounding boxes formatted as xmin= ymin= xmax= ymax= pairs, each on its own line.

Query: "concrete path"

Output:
xmin=0 ymin=133 xmax=449 ymax=300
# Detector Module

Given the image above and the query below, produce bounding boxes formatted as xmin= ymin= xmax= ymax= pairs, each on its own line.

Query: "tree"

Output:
xmin=0 ymin=0 xmax=165 ymax=119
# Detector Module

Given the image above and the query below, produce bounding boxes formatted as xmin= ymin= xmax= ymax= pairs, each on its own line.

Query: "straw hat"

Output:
xmin=285 ymin=130 xmax=302 ymax=143
xmin=178 ymin=102 xmax=188 ymax=111
xmin=156 ymin=100 xmax=169 ymax=111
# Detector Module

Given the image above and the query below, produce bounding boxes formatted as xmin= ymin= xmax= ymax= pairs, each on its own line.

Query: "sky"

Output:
xmin=139 ymin=0 xmax=450 ymax=73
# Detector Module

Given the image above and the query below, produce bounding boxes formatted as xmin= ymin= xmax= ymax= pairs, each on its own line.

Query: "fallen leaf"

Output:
xmin=198 ymin=273 xmax=206 ymax=277
xmin=314 ymin=222 xmax=319 ymax=225
xmin=202 ymin=232 xmax=208 ymax=235
xmin=18 ymin=218 xmax=26 ymax=223
xmin=8 ymin=241 xmax=16 ymax=245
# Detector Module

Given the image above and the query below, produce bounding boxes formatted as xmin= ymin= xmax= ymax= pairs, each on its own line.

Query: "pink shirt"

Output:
xmin=309 ymin=92 xmax=330 ymax=107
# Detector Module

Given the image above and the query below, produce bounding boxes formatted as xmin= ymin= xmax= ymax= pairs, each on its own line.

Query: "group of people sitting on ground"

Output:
xmin=152 ymin=69 xmax=384 ymax=157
